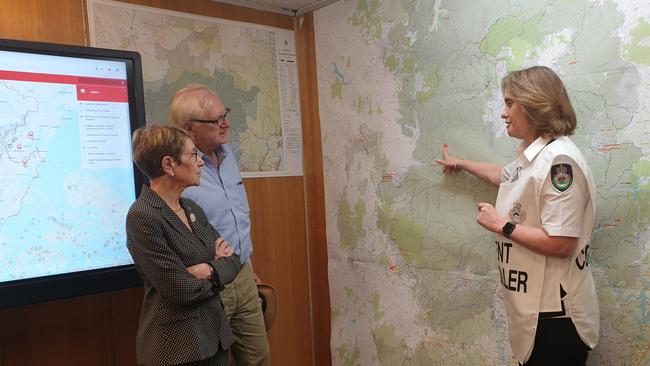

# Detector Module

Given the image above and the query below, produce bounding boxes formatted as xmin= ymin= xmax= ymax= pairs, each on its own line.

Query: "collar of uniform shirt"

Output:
xmin=523 ymin=136 xmax=554 ymax=163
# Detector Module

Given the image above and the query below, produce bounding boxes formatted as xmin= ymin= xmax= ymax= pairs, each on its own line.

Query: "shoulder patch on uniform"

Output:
xmin=551 ymin=163 xmax=573 ymax=192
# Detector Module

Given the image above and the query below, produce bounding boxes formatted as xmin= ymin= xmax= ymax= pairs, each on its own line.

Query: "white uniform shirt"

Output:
xmin=502 ymin=139 xmax=590 ymax=313
xmin=496 ymin=136 xmax=599 ymax=363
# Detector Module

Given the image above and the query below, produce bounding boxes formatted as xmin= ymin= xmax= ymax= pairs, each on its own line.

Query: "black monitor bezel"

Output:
xmin=0 ymin=38 xmax=146 ymax=309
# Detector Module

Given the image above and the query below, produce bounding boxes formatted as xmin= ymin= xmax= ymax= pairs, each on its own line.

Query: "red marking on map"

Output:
xmin=569 ymin=60 xmax=577 ymax=65
xmin=16 ymin=143 xmax=22 ymax=149
xmin=603 ymin=218 xmax=621 ymax=229
xmin=597 ymin=143 xmax=621 ymax=152
xmin=382 ymin=173 xmax=395 ymax=182
xmin=388 ymin=265 xmax=397 ymax=272
xmin=27 ymin=131 xmax=34 ymax=139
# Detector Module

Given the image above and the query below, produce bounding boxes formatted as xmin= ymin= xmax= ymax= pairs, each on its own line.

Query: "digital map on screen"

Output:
xmin=0 ymin=52 xmax=136 ymax=282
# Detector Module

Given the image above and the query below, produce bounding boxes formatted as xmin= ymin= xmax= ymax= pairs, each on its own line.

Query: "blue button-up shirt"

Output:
xmin=182 ymin=144 xmax=253 ymax=264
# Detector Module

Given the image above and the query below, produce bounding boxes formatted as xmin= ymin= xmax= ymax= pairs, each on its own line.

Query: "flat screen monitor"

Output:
xmin=0 ymin=38 xmax=146 ymax=308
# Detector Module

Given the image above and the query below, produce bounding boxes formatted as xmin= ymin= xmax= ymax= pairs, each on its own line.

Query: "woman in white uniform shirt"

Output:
xmin=437 ymin=66 xmax=599 ymax=365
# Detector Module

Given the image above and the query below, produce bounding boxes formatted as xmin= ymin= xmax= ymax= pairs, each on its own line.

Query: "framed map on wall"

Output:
xmin=88 ymin=0 xmax=303 ymax=177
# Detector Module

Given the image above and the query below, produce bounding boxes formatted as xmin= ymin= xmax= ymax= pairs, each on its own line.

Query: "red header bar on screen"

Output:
xmin=77 ymin=76 xmax=127 ymax=86
xmin=0 ymin=70 xmax=128 ymax=102
xmin=0 ymin=70 xmax=77 ymax=84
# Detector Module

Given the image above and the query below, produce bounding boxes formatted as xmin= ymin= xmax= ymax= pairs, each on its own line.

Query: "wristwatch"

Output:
xmin=502 ymin=221 xmax=517 ymax=239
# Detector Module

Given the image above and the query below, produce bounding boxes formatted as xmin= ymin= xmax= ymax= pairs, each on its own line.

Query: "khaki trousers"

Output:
xmin=220 ymin=262 xmax=270 ymax=366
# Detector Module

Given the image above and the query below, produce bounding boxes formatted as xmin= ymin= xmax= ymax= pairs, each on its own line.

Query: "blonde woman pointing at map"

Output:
xmin=436 ymin=66 xmax=599 ymax=365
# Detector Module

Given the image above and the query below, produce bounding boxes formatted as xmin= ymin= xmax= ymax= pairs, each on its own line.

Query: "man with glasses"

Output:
xmin=169 ymin=84 xmax=270 ymax=366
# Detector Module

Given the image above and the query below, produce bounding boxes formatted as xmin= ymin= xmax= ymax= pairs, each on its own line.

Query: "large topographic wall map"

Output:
xmin=89 ymin=0 xmax=302 ymax=176
xmin=315 ymin=0 xmax=650 ymax=364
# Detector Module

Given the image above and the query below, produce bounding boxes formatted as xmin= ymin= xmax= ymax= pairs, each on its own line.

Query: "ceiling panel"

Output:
xmin=215 ymin=0 xmax=339 ymax=15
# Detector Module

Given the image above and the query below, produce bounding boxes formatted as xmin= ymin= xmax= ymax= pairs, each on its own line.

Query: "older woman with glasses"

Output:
xmin=126 ymin=125 xmax=240 ymax=366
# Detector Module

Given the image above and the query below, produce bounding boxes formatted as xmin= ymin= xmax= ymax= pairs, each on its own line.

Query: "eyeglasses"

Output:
xmin=180 ymin=148 xmax=199 ymax=162
xmin=192 ymin=108 xmax=230 ymax=126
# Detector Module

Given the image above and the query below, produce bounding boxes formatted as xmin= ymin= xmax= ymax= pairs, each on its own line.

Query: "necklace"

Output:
xmin=171 ymin=205 xmax=183 ymax=212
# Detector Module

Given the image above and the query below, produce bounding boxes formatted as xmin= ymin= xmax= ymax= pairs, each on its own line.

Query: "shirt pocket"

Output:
xmin=228 ymin=181 xmax=250 ymax=215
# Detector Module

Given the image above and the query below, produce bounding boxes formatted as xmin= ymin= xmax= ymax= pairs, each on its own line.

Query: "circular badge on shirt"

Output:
xmin=509 ymin=202 xmax=526 ymax=224
xmin=551 ymin=163 xmax=573 ymax=192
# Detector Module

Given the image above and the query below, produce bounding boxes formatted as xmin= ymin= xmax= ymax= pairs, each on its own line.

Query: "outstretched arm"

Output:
xmin=435 ymin=144 xmax=503 ymax=187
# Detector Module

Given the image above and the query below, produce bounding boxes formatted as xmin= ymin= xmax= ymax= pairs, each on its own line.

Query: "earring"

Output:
xmin=170 ymin=171 xmax=175 ymax=177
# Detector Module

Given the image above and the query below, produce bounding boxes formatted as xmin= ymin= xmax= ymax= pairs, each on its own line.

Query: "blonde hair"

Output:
xmin=132 ymin=125 xmax=190 ymax=178
xmin=168 ymin=84 xmax=217 ymax=128
xmin=501 ymin=66 xmax=577 ymax=138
